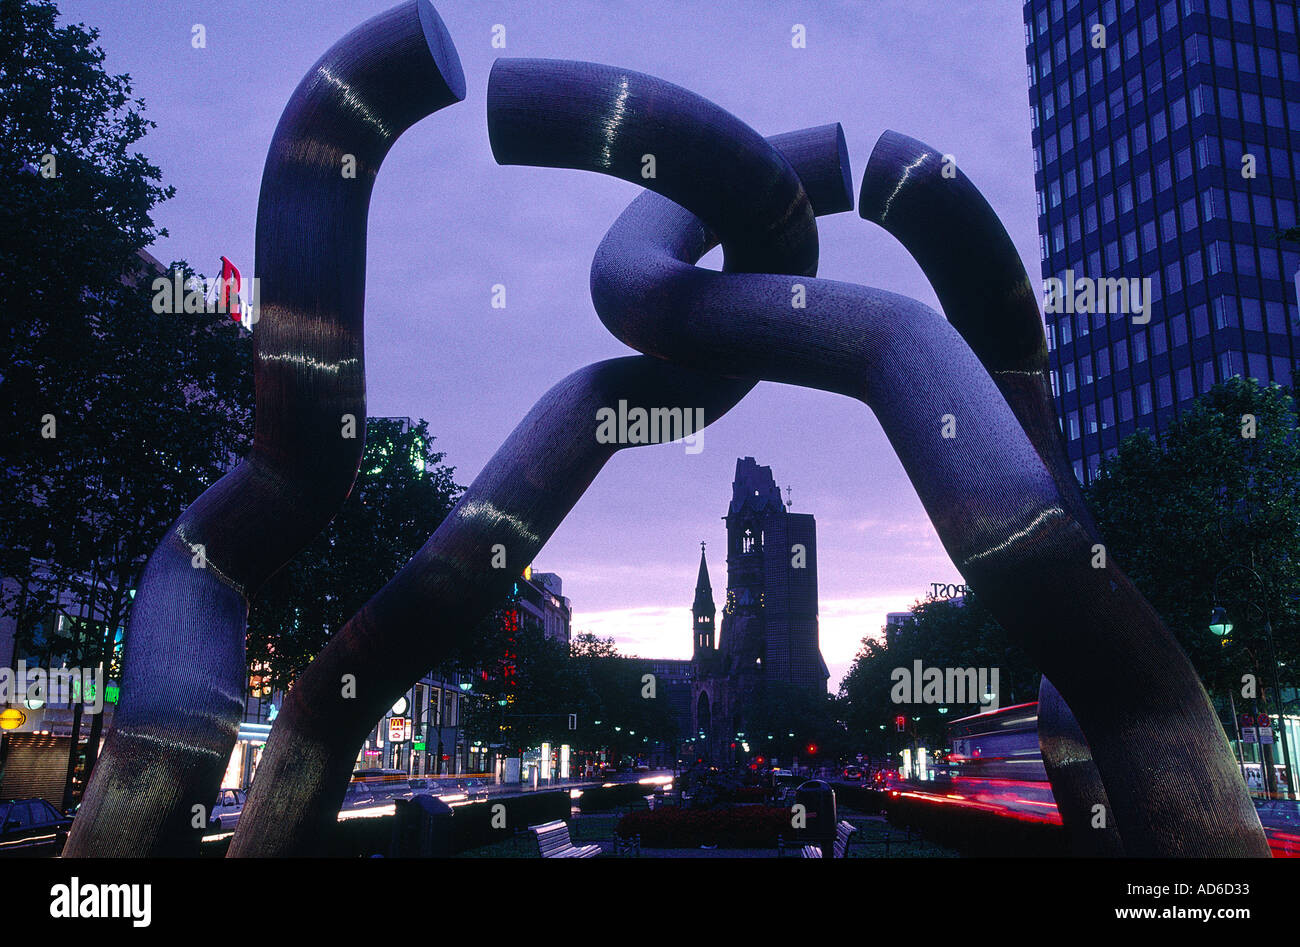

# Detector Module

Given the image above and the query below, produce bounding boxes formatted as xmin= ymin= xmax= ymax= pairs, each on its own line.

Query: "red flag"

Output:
xmin=219 ymin=256 xmax=242 ymax=324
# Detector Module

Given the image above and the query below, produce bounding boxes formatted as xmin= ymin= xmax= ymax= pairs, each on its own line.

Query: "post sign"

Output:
xmin=389 ymin=716 xmax=409 ymax=743
xmin=930 ymin=582 xmax=971 ymax=600
xmin=1241 ymin=726 xmax=1257 ymax=744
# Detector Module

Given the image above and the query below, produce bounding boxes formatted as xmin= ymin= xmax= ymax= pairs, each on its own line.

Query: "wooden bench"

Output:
xmin=779 ymin=820 xmax=857 ymax=859
xmin=529 ymin=820 xmax=601 ymax=858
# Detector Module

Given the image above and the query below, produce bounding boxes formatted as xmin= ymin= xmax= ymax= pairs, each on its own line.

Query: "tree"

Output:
xmin=456 ymin=607 xmax=593 ymax=755
xmin=838 ymin=593 xmax=1040 ymax=758
xmin=743 ymin=682 xmax=850 ymax=765
xmin=569 ymin=632 xmax=678 ymax=761
xmin=0 ymin=0 xmax=253 ymax=803
xmin=245 ymin=418 xmax=461 ymax=692
xmin=1085 ymin=377 xmax=1300 ymax=703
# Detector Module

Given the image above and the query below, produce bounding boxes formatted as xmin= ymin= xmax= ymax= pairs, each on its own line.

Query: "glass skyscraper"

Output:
xmin=1024 ymin=0 xmax=1299 ymax=482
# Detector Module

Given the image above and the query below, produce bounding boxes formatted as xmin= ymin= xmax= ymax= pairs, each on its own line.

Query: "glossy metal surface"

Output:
xmin=578 ymin=123 xmax=1264 ymax=854
xmin=227 ymin=99 xmax=849 ymax=854
xmin=69 ymin=12 xmax=1266 ymax=858
xmin=859 ymin=133 xmax=1263 ymax=856
xmin=65 ymin=0 xmax=466 ymax=857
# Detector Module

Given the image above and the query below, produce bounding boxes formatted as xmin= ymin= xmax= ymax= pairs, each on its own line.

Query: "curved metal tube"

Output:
xmin=858 ymin=132 xmax=1264 ymax=855
xmin=1037 ymin=676 xmax=1123 ymax=856
xmin=573 ymin=139 xmax=1265 ymax=853
xmin=228 ymin=108 xmax=848 ymax=856
xmin=487 ymin=58 xmax=822 ymax=278
xmin=65 ymin=0 xmax=466 ymax=857
xmin=860 ymin=131 xmax=1091 ymax=533
xmin=864 ymin=133 xmax=1112 ymax=853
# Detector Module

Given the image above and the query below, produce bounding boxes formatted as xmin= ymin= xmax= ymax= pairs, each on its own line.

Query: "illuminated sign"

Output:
xmin=930 ymin=582 xmax=970 ymax=600
xmin=389 ymin=717 xmax=409 ymax=743
xmin=0 ymin=708 xmax=26 ymax=730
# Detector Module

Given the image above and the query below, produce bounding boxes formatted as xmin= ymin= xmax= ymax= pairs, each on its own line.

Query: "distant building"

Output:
xmin=884 ymin=611 xmax=916 ymax=644
xmin=0 ymin=569 xmax=122 ymax=808
xmin=520 ymin=569 xmax=572 ymax=648
xmin=691 ymin=458 xmax=827 ymax=760
xmin=618 ymin=655 xmax=694 ymax=748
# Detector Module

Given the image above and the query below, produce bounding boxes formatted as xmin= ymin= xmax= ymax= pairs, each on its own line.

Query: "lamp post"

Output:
xmin=457 ymin=679 xmax=472 ymax=776
xmin=1210 ymin=564 xmax=1294 ymax=799
xmin=497 ymin=697 xmax=508 ymax=783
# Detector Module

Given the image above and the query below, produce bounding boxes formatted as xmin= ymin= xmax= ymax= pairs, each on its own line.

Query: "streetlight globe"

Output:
xmin=1208 ymin=606 xmax=1234 ymax=637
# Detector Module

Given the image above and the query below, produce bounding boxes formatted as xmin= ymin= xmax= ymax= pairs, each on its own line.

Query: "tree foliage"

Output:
xmin=838 ymin=594 xmax=1040 ymax=756
xmin=457 ymin=629 xmax=681 ymax=762
xmin=569 ymin=632 xmax=678 ymax=758
xmin=246 ymin=418 xmax=461 ymax=691
xmin=455 ymin=610 xmax=592 ymax=753
xmin=1085 ymin=377 xmax=1300 ymax=697
xmin=0 ymin=0 xmax=252 ymax=686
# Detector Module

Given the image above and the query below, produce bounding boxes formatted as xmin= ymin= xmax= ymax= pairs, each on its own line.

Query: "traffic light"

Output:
xmin=895 ymin=715 xmax=906 ymax=733
xmin=806 ymin=743 xmax=817 ymax=755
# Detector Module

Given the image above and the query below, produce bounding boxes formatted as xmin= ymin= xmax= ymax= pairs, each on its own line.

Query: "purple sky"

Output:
xmin=69 ymin=0 xmax=1042 ymax=688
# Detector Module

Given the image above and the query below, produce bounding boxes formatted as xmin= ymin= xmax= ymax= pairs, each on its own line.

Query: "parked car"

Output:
xmin=0 ymin=797 xmax=72 ymax=856
xmin=208 ymin=788 xmax=246 ymax=833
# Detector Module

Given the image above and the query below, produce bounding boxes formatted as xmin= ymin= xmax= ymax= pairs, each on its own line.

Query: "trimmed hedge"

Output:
xmin=616 ymin=805 xmax=790 ymax=848
xmin=828 ymin=782 xmax=887 ymax=813
xmin=577 ymin=781 xmax=650 ymax=812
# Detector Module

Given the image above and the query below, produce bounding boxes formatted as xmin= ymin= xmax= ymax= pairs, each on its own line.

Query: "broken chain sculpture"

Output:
xmin=67 ymin=0 xmax=1269 ymax=858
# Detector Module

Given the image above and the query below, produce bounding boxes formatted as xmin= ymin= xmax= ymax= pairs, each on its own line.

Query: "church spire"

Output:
xmin=692 ymin=542 xmax=716 ymax=657
xmin=695 ymin=542 xmax=712 ymax=598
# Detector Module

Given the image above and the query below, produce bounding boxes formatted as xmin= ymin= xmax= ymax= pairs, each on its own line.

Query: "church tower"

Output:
xmin=692 ymin=458 xmax=827 ymax=762
xmin=692 ymin=544 xmax=716 ymax=660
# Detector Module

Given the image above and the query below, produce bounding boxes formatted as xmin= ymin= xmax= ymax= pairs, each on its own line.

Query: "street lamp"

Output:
xmin=1208 ymin=606 xmax=1234 ymax=640
xmin=453 ymin=679 xmax=475 ymax=775
xmin=495 ymin=697 xmax=508 ymax=781
xmin=1210 ymin=564 xmax=1294 ymax=799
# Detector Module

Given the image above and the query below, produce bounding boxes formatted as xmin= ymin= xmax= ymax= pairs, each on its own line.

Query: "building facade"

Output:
xmin=1025 ymin=0 xmax=1300 ymax=482
xmin=690 ymin=458 xmax=828 ymax=760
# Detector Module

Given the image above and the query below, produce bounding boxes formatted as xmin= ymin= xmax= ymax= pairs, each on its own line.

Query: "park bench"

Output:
xmin=529 ymin=820 xmax=601 ymax=858
xmin=778 ymin=820 xmax=857 ymax=858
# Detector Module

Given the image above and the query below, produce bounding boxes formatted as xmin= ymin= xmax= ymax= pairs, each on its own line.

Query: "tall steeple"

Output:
xmin=692 ymin=542 xmax=716 ymax=657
